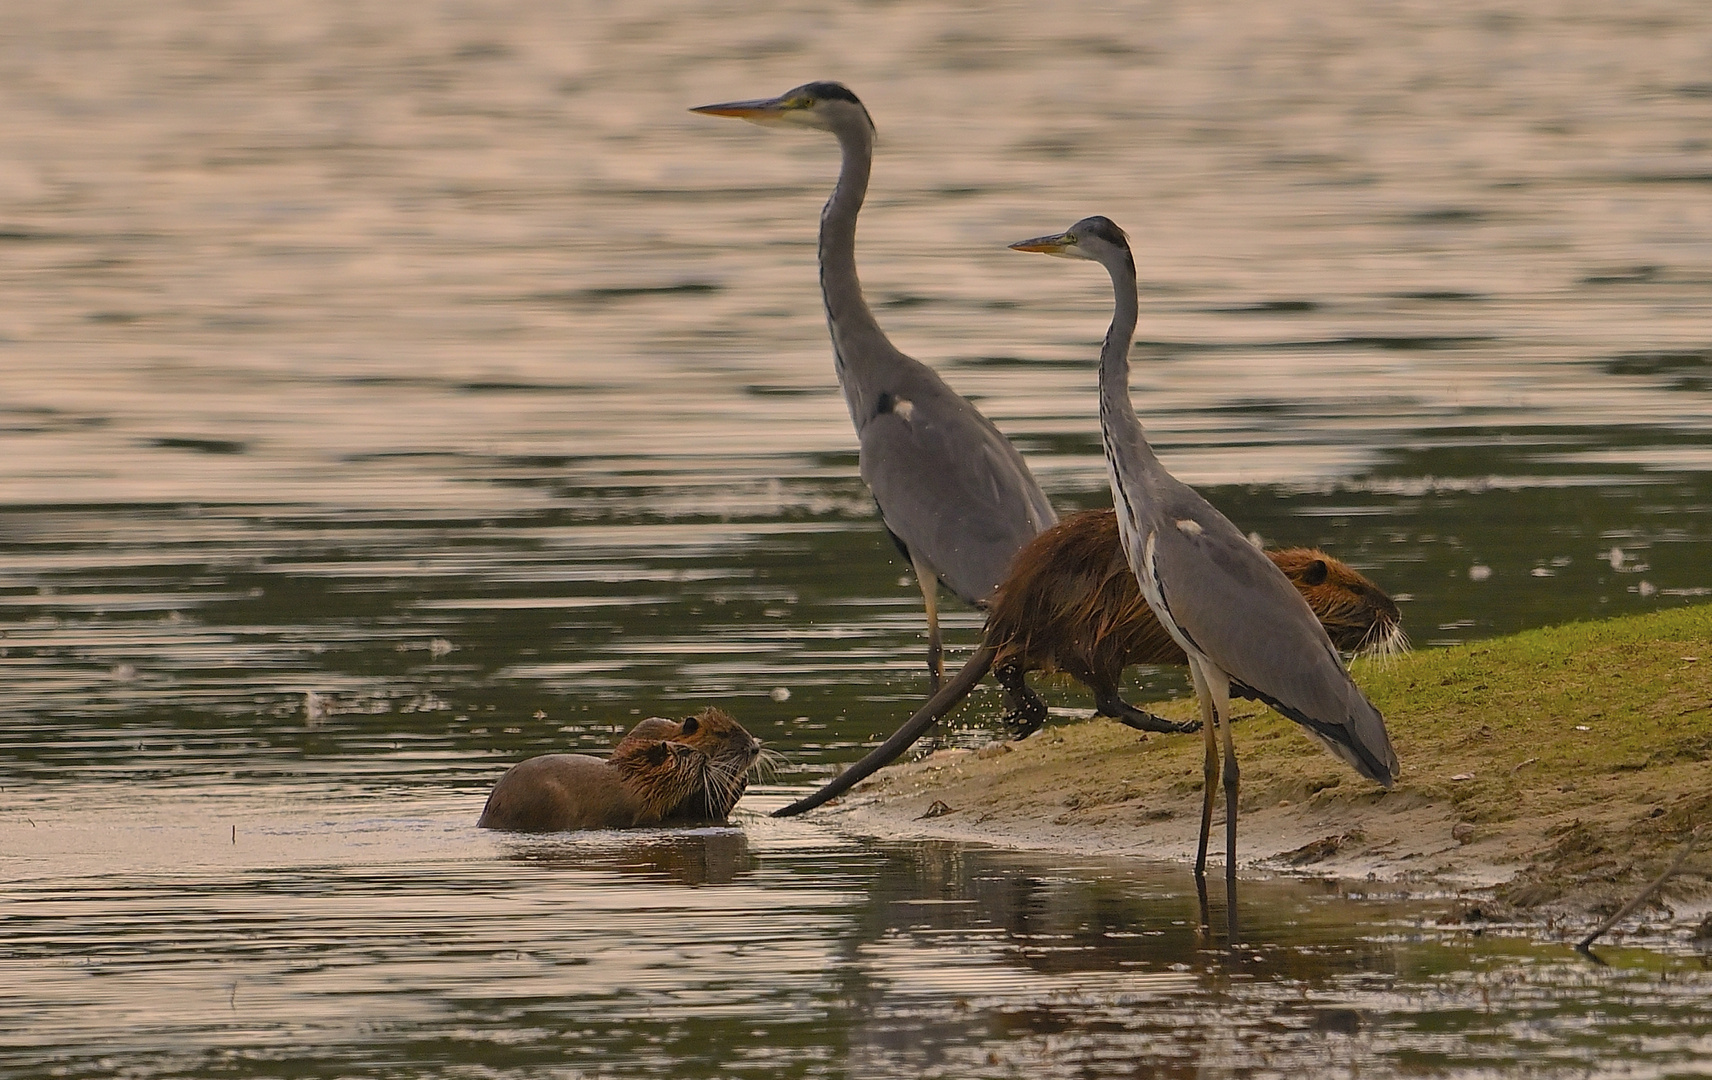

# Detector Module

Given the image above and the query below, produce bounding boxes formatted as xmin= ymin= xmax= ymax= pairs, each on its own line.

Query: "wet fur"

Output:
xmin=477 ymin=739 xmax=711 ymax=833
xmin=609 ymin=706 xmax=764 ymax=821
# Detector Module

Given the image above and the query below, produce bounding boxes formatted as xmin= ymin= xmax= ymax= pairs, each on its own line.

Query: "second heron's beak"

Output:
xmin=1009 ymin=233 xmax=1075 ymax=257
xmin=690 ymin=96 xmax=793 ymax=126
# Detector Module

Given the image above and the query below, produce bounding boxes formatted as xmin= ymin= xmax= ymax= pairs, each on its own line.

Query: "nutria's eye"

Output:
xmin=646 ymin=742 xmax=669 ymax=763
xmin=680 ymin=715 xmax=700 ymax=735
xmin=1303 ymin=559 xmax=1329 ymax=586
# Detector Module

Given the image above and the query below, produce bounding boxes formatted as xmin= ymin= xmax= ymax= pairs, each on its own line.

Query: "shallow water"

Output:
xmin=4 ymin=0 xmax=1712 ymax=1075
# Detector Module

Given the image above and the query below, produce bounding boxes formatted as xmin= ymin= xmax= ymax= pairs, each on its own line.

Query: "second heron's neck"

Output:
xmin=818 ymin=121 xmax=899 ymax=400
xmin=1098 ymin=255 xmax=1160 ymax=484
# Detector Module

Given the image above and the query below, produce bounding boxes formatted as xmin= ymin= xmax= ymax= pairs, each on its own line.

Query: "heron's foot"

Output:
xmin=1101 ymin=697 xmax=1199 ymax=735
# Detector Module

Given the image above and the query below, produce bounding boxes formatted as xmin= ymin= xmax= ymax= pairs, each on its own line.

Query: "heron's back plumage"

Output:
xmin=856 ymin=367 xmax=1056 ymax=603
xmin=1121 ymin=469 xmax=1399 ymax=786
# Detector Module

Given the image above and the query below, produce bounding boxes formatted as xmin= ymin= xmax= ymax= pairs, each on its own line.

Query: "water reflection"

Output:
xmin=7 ymin=802 xmax=1709 ymax=1079
xmin=498 ymin=827 xmax=758 ymax=886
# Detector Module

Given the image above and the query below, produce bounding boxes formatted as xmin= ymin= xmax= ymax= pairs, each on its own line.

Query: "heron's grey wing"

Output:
xmin=856 ymin=383 xmax=1056 ymax=605
xmin=1143 ymin=485 xmax=1398 ymax=784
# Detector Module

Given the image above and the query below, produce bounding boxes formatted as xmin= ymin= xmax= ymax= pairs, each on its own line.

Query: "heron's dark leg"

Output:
xmin=1187 ymin=658 xmax=1219 ymax=887
xmin=909 ymin=551 xmax=944 ymax=691
xmin=1095 ymin=689 xmax=1198 ymax=735
xmin=995 ymin=662 xmax=1048 ymax=739
xmin=1205 ymin=662 xmax=1240 ymax=943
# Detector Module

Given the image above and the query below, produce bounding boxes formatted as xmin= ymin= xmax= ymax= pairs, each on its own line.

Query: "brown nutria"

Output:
xmin=477 ymin=739 xmax=711 ymax=833
xmin=984 ymin=509 xmax=1404 ymax=735
xmin=774 ymin=508 xmax=1403 ymax=817
xmin=609 ymin=706 xmax=763 ymax=822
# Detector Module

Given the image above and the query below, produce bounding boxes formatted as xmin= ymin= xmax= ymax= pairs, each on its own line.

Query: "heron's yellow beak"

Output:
xmin=690 ymin=96 xmax=793 ymax=125
xmin=1009 ymin=233 xmax=1074 ymax=255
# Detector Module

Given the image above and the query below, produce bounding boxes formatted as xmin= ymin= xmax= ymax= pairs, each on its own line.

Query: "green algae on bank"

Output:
xmin=811 ymin=603 xmax=1712 ymax=920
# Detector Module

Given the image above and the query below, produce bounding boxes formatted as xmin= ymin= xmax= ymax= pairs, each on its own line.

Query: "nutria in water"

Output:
xmin=477 ymin=739 xmax=712 ymax=833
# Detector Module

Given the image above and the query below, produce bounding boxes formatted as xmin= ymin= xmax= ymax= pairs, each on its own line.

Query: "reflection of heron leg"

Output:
xmin=911 ymin=551 xmax=943 ymax=691
xmin=1188 ymin=657 xmax=1219 ymax=884
xmin=1204 ymin=661 xmax=1239 ymax=942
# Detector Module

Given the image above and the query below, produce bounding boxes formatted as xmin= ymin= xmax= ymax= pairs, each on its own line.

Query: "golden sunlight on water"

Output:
xmin=3 ymin=1 xmax=1712 ymax=1076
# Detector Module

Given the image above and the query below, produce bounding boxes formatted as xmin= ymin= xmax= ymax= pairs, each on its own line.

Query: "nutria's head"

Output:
xmin=675 ymin=707 xmax=763 ymax=819
xmin=1271 ymin=548 xmax=1407 ymax=657
xmin=609 ymin=707 xmax=766 ymax=819
xmin=611 ymin=739 xmax=713 ymax=821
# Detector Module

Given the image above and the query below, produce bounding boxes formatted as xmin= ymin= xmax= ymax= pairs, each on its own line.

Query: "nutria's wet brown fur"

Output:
xmin=775 ymin=509 xmax=1402 ymax=817
xmin=986 ymin=509 xmax=1403 ymax=734
xmin=609 ymin=706 xmax=762 ymax=821
xmin=478 ymin=738 xmax=712 ymax=832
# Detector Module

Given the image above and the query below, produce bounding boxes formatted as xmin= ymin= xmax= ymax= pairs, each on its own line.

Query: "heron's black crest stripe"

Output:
xmin=1082 ymin=216 xmax=1129 ymax=249
xmin=804 ymin=81 xmax=862 ymax=105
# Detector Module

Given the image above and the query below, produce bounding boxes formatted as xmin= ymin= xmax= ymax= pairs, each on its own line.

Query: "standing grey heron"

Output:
xmin=692 ymin=82 xmax=1058 ymax=688
xmin=1010 ymin=216 xmax=1399 ymax=919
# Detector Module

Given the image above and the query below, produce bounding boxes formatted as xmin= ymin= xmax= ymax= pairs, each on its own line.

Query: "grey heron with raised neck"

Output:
xmin=692 ymin=82 xmax=1058 ymax=689
xmin=1010 ymin=216 xmax=1399 ymax=923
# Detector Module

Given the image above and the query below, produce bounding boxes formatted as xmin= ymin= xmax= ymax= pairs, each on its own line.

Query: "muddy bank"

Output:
xmin=802 ymin=605 xmax=1712 ymax=926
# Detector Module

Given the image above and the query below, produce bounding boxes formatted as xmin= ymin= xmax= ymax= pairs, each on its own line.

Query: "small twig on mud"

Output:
xmin=1577 ymin=825 xmax=1703 ymax=954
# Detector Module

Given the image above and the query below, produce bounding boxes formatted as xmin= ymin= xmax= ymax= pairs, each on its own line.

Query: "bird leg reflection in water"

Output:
xmin=692 ymin=83 xmax=1058 ymax=690
xmin=1011 ymin=217 xmax=1400 ymax=941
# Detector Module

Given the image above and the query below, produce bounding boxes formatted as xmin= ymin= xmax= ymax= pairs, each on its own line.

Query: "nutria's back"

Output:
xmin=478 ymin=740 xmax=712 ymax=833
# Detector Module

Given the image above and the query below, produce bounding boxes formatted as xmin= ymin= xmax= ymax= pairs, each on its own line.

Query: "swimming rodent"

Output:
xmin=773 ymin=509 xmax=1403 ymax=817
xmin=478 ymin=738 xmax=713 ymax=832
xmin=610 ymin=706 xmax=763 ymax=821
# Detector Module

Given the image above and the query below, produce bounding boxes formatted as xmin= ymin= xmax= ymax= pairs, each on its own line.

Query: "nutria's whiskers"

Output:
xmin=1362 ymin=619 xmax=1411 ymax=665
xmin=753 ymin=747 xmax=788 ymax=783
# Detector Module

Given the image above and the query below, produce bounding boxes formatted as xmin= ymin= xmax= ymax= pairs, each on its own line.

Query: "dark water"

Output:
xmin=4 ymin=0 xmax=1712 ymax=1075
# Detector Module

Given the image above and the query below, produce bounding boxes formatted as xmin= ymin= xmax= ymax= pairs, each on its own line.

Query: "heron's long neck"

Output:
xmin=819 ymin=120 xmax=899 ymax=418
xmin=1098 ymin=254 xmax=1160 ymax=497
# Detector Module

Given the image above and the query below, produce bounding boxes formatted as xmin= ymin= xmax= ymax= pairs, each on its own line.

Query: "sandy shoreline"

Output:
xmin=794 ymin=705 xmax=1711 ymax=928
xmin=784 ymin=607 xmax=1712 ymax=935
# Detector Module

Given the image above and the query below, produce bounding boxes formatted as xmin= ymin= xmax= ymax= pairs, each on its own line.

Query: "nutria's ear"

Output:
xmin=1302 ymin=559 xmax=1329 ymax=586
xmin=680 ymin=715 xmax=700 ymax=735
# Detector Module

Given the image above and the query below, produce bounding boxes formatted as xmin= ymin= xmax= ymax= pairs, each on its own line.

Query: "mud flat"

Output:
xmin=808 ymin=604 xmax=1712 ymax=925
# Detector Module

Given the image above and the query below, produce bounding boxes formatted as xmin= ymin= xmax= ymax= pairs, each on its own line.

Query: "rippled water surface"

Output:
xmin=4 ymin=0 xmax=1712 ymax=1075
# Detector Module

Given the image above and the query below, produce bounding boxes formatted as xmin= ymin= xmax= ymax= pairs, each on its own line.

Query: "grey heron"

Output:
xmin=1010 ymin=216 xmax=1399 ymax=914
xmin=692 ymin=82 xmax=1058 ymax=688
